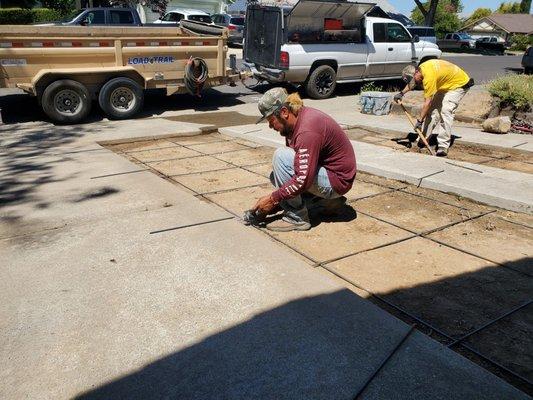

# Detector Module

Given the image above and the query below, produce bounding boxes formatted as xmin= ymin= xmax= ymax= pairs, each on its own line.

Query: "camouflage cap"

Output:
xmin=256 ymin=87 xmax=288 ymax=123
xmin=401 ymin=65 xmax=417 ymax=90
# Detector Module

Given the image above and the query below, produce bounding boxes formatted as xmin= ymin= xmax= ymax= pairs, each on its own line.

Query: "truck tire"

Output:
xmin=305 ymin=65 xmax=337 ymax=99
xmin=42 ymin=79 xmax=91 ymax=124
xmin=98 ymin=77 xmax=144 ymax=120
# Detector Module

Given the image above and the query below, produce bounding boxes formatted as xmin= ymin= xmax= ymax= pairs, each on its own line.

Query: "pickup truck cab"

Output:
xmin=61 ymin=7 xmax=143 ymax=26
xmin=437 ymin=32 xmax=476 ymax=50
xmin=243 ymin=0 xmax=441 ymax=99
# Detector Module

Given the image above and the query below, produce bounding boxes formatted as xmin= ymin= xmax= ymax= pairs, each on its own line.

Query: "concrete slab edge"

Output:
xmin=96 ymin=125 xmax=216 ymax=146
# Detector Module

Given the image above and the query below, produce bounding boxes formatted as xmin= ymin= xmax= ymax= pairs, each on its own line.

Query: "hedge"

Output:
xmin=0 ymin=8 xmax=61 ymax=25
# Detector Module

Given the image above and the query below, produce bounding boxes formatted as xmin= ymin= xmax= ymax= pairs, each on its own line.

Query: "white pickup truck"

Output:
xmin=243 ymin=0 xmax=441 ymax=99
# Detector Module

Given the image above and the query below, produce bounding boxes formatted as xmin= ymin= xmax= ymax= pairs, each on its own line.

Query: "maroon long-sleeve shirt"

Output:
xmin=271 ymin=107 xmax=357 ymax=203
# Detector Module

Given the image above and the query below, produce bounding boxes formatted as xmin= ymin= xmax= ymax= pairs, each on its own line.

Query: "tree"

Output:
xmin=464 ymin=7 xmax=492 ymax=25
xmin=496 ymin=1 xmax=522 ymax=13
xmin=520 ymin=0 xmax=531 ymax=13
xmin=411 ymin=0 xmax=463 ymax=38
xmin=109 ymin=0 xmax=168 ymax=15
xmin=413 ymin=0 xmax=439 ymax=26
xmin=41 ymin=0 xmax=76 ymax=14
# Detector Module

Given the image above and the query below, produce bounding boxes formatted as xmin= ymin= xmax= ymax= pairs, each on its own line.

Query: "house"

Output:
xmin=461 ymin=13 xmax=533 ymax=42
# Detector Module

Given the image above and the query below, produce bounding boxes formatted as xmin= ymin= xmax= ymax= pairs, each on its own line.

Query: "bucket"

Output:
xmin=360 ymin=91 xmax=394 ymax=116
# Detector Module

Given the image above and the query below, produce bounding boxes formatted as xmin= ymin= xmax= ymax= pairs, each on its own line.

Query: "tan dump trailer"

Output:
xmin=0 ymin=22 xmax=241 ymax=123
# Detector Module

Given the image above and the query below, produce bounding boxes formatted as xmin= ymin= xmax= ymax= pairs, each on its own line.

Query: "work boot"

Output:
xmin=436 ymin=148 xmax=448 ymax=157
xmin=266 ymin=213 xmax=311 ymax=232
xmin=313 ymin=196 xmax=347 ymax=216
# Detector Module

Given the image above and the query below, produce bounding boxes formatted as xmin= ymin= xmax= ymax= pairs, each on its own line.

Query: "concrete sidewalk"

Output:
xmin=220 ymin=124 xmax=533 ymax=214
xmin=1 ymin=118 xmax=530 ymax=398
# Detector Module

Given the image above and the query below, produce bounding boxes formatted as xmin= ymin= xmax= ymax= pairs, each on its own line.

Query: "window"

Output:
xmin=373 ymin=23 xmax=387 ymax=42
xmin=445 ymin=34 xmax=451 ymax=39
xmin=387 ymin=23 xmax=411 ymax=42
xmin=188 ymin=15 xmax=212 ymax=23
xmin=162 ymin=12 xmax=182 ymax=22
xmin=452 ymin=34 xmax=460 ymax=40
xmin=109 ymin=10 xmax=134 ymax=24
xmin=427 ymin=28 xmax=435 ymax=37
xmin=83 ymin=10 xmax=105 ymax=25
xmin=230 ymin=17 xmax=244 ymax=25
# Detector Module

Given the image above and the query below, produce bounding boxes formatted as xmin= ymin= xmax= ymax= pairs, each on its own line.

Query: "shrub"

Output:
xmin=360 ymin=82 xmax=383 ymax=93
xmin=488 ymin=74 xmax=533 ymax=111
xmin=0 ymin=8 xmax=61 ymax=25
xmin=32 ymin=8 xmax=62 ymax=23
xmin=0 ymin=8 xmax=33 ymax=24
xmin=510 ymin=34 xmax=533 ymax=51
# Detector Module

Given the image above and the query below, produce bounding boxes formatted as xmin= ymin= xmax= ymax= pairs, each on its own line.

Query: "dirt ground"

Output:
xmin=346 ymin=128 xmax=533 ymax=175
xmin=106 ymin=132 xmax=533 ymax=394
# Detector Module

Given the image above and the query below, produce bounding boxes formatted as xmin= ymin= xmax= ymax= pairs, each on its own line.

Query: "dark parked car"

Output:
xmin=212 ymin=13 xmax=245 ymax=45
xmin=57 ymin=7 xmax=142 ymax=26
xmin=522 ymin=46 xmax=533 ymax=74
xmin=475 ymin=36 xmax=506 ymax=55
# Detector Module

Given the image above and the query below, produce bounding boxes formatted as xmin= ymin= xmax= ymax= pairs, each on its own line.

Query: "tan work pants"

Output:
xmin=423 ymin=88 xmax=467 ymax=150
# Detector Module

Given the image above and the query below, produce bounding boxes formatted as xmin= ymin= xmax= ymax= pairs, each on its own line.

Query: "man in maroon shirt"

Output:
xmin=250 ymin=87 xmax=357 ymax=232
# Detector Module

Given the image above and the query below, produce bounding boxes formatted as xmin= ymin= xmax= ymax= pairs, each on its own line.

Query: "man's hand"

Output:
xmin=393 ymin=92 xmax=404 ymax=104
xmin=253 ymin=194 xmax=277 ymax=215
xmin=414 ymin=119 xmax=423 ymax=132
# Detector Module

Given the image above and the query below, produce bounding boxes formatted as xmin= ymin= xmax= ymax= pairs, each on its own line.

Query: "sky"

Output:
xmin=387 ymin=0 xmax=529 ymax=18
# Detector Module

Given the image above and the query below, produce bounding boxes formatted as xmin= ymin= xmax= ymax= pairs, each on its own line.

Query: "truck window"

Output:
xmin=453 ymin=34 xmax=459 ymax=40
xmin=428 ymin=28 xmax=435 ymax=37
xmin=188 ymin=15 xmax=212 ymax=23
xmin=387 ymin=23 xmax=410 ymax=42
xmin=109 ymin=10 xmax=134 ymax=24
xmin=230 ymin=17 xmax=244 ymax=25
xmin=212 ymin=15 xmax=222 ymax=24
xmin=445 ymin=34 xmax=451 ymax=39
xmin=162 ymin=12 xmax=182 ymax=22
xmin=83 ymin=10 xmax=104 ymax=25
xmin=373 ymin=23 xmax=387 ymax=43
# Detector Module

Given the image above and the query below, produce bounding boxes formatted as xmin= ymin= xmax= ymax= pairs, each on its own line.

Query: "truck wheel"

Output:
xmin=460 ymin=44 xmax=469 ymax=50
xmin=305 ymin=65 xmax=337 ymax=99
xmin=98 ymin=77 xmax=144 ymax=120
xmin=42 ymin=79 xmax=91 ymax=124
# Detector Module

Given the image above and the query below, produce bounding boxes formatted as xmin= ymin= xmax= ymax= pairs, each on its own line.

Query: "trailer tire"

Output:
xmin=42 ymin=79 xmax=91 ymax=124
xmin=99 ymin=77 xmax=144 ymax=120
xmin=305 ymin=65 xmax=337 ymax=99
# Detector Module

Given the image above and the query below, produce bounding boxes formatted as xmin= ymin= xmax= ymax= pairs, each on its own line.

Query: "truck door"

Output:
xmin=366 ymin=21 xmax=388 ymax=76
xmin=244 ymin=4 xmax=284 ymax=69
xmin=384 ymin=22 xmax=414 ymax=75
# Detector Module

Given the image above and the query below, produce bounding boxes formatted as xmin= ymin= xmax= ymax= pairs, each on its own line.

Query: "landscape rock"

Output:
xmin=390 ymin=87 xmax=494 ymax=124
xmin=482 ymin=116 xmax=512 ymax=134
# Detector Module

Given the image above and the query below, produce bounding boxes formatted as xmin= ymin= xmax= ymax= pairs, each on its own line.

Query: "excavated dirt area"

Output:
xmin=105 ymin=132 xmax=533 ymax=394
xmin=346 ymin=128 xmax=533 ymax=174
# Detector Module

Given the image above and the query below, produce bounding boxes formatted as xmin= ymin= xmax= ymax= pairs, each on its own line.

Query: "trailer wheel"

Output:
xmin=305 ymin=65 xmax=337 ymax=99
xmin=99 ymin=77 xmax=143 ymax=120
xmin=42 ymin=79 xmax=91 ymax=124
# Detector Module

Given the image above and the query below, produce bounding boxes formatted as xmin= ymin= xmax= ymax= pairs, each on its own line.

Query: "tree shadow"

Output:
xmin=0 ymin=122 xmax=96 ymax=208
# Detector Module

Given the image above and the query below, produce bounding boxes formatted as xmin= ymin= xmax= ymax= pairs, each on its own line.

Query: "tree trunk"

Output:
xmin=520 ymin=0 xmax=532 ymax=13
xmin=426 ymin=0 xmax=439 ymax=26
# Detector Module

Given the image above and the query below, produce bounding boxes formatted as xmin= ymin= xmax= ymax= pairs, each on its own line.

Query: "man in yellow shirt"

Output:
xmin=394 ymin=59 xmax=473 ymax=157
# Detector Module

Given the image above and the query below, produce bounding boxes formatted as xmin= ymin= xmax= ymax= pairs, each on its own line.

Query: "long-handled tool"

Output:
xmin=398 ymin=101 xmax=435 ymax=156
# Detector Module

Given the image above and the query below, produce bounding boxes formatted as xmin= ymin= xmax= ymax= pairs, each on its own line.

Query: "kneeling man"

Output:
xmin=250 ymin=87 xmax=357 ymax=232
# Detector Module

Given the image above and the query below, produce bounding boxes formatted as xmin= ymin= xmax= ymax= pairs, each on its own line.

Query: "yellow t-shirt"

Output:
xmin=419 ymin=59 xmax=470 ymax=98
